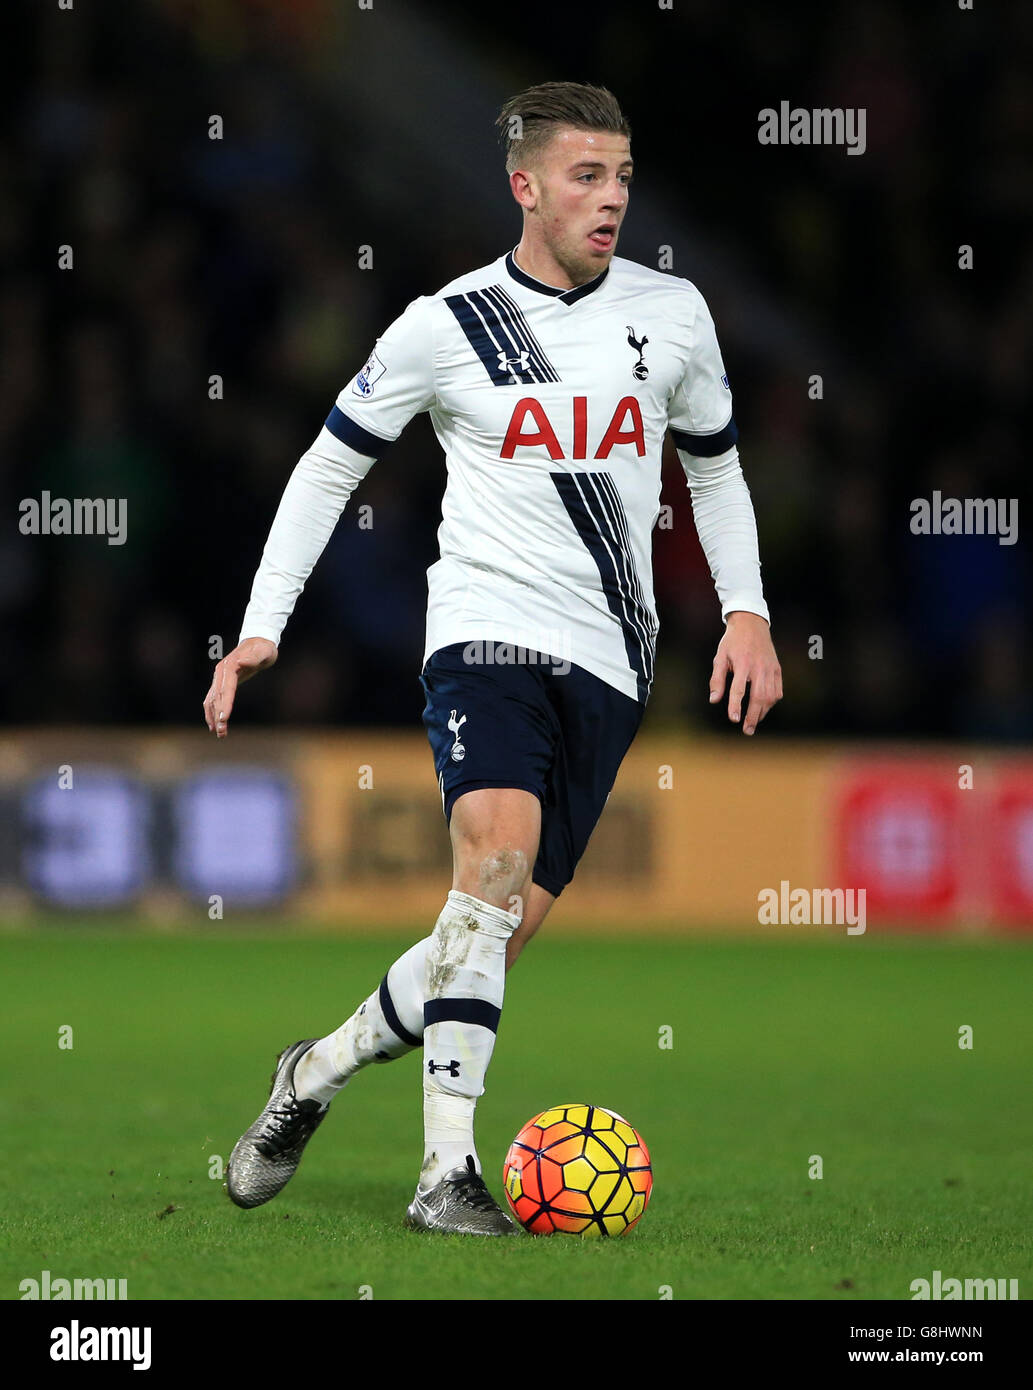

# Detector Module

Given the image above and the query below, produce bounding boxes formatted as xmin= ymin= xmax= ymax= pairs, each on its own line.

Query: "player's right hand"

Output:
xmin=203 ymin=636 xmax=278 ymax=738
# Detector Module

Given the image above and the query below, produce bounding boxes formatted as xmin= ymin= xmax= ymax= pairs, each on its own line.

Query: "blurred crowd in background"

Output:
xmin=1 ymin=0 xmax=1029 ymax=738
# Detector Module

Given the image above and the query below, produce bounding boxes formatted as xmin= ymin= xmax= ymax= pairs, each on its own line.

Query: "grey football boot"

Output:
xmin=405 ymin=1155 xmax=520 ymax=1235
xmin=227 ymin=1039 xmax=329 ymax=1209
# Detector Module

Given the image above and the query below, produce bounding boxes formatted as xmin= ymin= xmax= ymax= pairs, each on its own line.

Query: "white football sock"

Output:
xmin=420 ymin=890 xmax=521 ymax=1190
xmin=293 ymin=937 xmax=430 ymax=1105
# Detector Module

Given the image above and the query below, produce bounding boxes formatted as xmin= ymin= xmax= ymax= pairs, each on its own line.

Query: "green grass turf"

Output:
xmin=1 ymin=929 xmax=1031 ymax=1301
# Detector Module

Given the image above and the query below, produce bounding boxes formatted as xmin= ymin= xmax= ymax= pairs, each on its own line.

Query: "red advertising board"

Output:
xmin=837 ymin=760 xmax=1033 ymax=929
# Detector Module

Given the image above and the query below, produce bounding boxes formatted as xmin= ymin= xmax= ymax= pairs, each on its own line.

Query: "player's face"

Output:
xmin=530 ymin=128 xmax=633 ymax=281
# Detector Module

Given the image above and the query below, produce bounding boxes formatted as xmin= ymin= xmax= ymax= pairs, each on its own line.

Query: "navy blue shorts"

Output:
xmin=420 ymin=642 xmax=644 ymax=898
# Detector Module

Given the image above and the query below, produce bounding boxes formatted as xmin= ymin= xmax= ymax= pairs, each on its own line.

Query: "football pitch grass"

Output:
xmin=2 ymin=929 xmax=1031 ymax=1302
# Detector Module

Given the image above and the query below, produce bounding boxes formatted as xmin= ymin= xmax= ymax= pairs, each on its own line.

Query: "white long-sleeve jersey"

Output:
xmin=240 ymin=249 xmax=769 ymax=704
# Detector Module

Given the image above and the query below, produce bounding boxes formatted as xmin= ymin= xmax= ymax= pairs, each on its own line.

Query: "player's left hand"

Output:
xmin=709 ymin=611 xmax=782 ymax=735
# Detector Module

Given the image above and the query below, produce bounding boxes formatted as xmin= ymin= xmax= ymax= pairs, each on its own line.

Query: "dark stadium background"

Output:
xmin=2 ymin=0 xmax=1033 ymax=1325
xmin=2 ymin=0 xmax=1028 ymax=740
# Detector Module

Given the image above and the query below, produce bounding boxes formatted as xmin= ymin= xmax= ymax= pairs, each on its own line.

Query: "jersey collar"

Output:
xmin=505 ymin=248 xmax=610 ymax=305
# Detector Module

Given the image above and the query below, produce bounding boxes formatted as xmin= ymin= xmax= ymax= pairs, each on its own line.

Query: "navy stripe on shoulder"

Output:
xmin=670 ymin=418 xmax=739 ymax=457
xmin=445 ymin=289 xmax=559 ymax=386
xmin=325 ymin=405 xmax=393 ymax=458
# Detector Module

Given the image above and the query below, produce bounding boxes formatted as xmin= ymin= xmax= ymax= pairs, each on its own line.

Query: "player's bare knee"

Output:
xmin=476 ymin=845 xmax=529 ymax=903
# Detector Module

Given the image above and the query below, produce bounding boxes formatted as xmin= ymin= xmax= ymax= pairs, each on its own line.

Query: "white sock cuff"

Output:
xmin=446 ymin=888 xmax=521 ymax=937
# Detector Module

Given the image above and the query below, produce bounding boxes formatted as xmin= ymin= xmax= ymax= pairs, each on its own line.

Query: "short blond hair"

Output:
xmin=496 ymin=81 xmax=631 ymax=174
